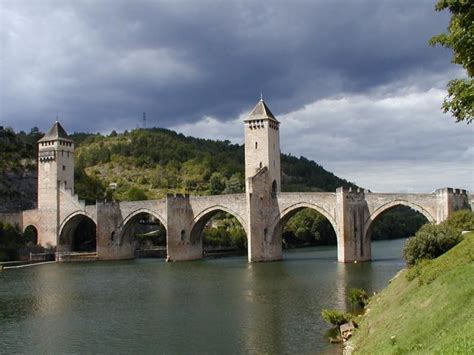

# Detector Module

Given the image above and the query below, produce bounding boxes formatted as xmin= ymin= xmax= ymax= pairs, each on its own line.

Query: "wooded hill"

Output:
xmin=70 ymin=127 xmax=357 ymax=202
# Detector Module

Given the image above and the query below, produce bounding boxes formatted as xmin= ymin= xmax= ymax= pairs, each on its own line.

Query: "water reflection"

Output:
xmin=0 ymin=239 xmax=407 ymax=354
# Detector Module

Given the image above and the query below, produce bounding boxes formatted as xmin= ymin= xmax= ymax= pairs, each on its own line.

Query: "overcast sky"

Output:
xmin=1 ymin=0 xmax=472 ymax=192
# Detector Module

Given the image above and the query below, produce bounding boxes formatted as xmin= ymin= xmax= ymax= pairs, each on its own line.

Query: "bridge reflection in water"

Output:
xmin=0 ymin=239 xmax=407 ymax=354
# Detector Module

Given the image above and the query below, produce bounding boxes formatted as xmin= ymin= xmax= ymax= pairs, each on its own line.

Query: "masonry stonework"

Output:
xmin=0 ymin=100 xmax=471 ymax=263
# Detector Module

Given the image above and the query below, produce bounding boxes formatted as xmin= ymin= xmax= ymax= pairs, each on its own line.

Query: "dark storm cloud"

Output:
xmin=1 ymin=0 xmax=451 ymax=132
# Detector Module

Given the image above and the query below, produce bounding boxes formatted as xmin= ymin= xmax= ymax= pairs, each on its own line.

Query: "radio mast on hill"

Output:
xmin=142 ymin=112 xmax=146 ymax=128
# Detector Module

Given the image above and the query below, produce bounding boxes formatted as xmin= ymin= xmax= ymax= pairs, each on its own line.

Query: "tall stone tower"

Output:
xmin=244 ymin=98 xmax=281 ymax=192
xmin=37 ymin=121 xmax=74 ymax=209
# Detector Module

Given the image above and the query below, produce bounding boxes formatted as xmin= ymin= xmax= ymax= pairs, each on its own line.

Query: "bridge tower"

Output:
xmin=244 ymin=98 xmax=281 ymax=193
xmin=35 ymin=121 xmax=74 ymax=246
xmin=245 ymin=98 xmax=282 ymax=261
xmin=37 ymin=121 xmax=75 ymax=209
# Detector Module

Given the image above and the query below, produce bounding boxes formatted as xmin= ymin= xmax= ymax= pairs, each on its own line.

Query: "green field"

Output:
xmin=350 ymin=232 xmax=474 ymax=354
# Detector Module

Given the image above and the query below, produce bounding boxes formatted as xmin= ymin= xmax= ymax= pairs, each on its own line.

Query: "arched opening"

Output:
xmin=365 ymin=205 xmax=430 ymax=259
xmin=278 ymin=207 xmax=338 ymax=250
xmin=272 ymin=180 xmax=277 ymax=197
xmin=23 ymin=225 xmax=38 ymax=245
xmin=59 ymin=214 xmax=97 ymax=253
xmin=190 ymin=209 xmax=247 ymax=258
xmin=120 ymin=211 xmax=167 ymax=258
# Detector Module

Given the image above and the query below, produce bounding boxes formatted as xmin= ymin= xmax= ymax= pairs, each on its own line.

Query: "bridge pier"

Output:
xmin=166 ymin=194 xmax=203 ymax=261
xmin=336 ymin=187 xmax=371 ymax=263
xmin=246 ymin=168 xmax=282 ymax=262
xmin=95 ymin=201 xmax=134 ymax=260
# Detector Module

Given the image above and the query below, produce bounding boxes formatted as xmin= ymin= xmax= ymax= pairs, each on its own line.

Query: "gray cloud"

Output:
xmin=1 ymin=0 xmax=472 ymax=192
xmin=1 ymin=0 xmax=453 ymax=131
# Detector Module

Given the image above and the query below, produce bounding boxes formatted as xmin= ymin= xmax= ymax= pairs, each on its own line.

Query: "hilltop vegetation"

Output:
xmin=0 ymin=127 xmax=41 ymax=211
xmin=70 ymin=128 xmax=357 ymax=202
xmin=0 ymin=125 xmax=357 ymax=206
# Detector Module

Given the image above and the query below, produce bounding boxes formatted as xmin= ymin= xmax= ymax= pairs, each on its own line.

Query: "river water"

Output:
xmin=0 ymin=239 xmax=406 ymax=354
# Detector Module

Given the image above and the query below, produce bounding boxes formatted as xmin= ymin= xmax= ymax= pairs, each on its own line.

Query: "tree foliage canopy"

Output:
xmin=429 ymin=0 xmax=474 ymax=123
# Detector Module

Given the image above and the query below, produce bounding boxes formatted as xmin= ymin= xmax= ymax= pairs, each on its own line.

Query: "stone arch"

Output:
xmin=118 ymin=208 xmax=167 ymax=246
xmin=120 ymin=208 xmax=167 ymax=232
xmin=23 ymin=224 xmax=38 ymax=245
xmin=363 ymin=200 xmax=435 ymax=243
xmin=190 ymin=205 xmax=247 ymax=245
xmin=275 ymin=202 xmax=339 ymax=243
xmin=58 ymin=211 xmax=97 ymax=252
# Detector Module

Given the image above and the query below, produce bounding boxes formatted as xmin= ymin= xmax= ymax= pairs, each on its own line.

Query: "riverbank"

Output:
xmin=0 ymin=260 xmax=56 ymax=270
xmin=348 ymin=232 xmax=474 ymax=354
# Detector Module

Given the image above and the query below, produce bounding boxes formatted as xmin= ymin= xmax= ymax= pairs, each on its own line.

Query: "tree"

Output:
xmin=429 ymin=0 xmax=473 ymax=123
xmin=223 ymin=173 xmax=243 ymax=194
xmin=127 ymin=187 xmax=148 ymax=201
xmin=209 ymin=172 xmax=225 ymax=195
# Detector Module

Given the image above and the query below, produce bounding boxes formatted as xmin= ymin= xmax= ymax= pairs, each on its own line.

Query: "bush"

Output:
xmin=127 ymin=187 xmax=148 ymax=201
xmin=321 ymin=309 xmax=352 ymax=326
xmin=444 ymin=209 xmax=474 ymax=232
xmin=403 ymin=223 xmax=462 ymax=267
xmin=348 ymin=288 xmax=369 ymax=308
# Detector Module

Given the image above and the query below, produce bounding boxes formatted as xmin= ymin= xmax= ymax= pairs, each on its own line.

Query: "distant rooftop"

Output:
xmin=246 ymin=98 xmax=279 ymax=122
xmin=38 ymin=121 xmax=72 ymax=142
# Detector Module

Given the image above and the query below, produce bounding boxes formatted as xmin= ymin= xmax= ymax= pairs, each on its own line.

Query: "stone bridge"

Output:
xmin=0 ymin=99 xmax=471 ymax=263
xmin=4 ymin=179 xmax=469 ymax=263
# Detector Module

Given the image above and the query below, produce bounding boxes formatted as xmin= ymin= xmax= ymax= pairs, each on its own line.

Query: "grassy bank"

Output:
xmin=350 ymin=232 xmax=474 ymax=354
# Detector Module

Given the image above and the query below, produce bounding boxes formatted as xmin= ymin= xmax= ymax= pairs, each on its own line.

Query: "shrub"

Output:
xmin=348 ymin=288 xmax=369 ymax=308
xmin=403 ymin=223 xmax=462 ymax=267
xmin=321 ymin=309 xmax=352 ymax=326
xmin=444 ymin=209 xmax=474 ymax=232
xmin=127 ymin=187 xmax=148 ymax=201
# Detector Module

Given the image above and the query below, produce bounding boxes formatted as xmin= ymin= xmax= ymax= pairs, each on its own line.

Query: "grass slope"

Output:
xmin=351 ymin=232 xmax=474 ymax=354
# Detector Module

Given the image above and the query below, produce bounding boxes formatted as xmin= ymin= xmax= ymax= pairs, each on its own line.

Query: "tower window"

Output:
xmin=259 ymin=162 xmax=262 ymax=169
xmin=255 ymin=142 xmax=258 ymax=149
xmin=62 ymin=165 xmax=66 ymax=171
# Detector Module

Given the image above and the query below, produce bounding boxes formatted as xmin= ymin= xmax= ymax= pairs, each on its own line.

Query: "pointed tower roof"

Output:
xmin=245 ymin=98 xmax=279 ymax=123
xmin=38 ymin=121 xmax=72 ymax=142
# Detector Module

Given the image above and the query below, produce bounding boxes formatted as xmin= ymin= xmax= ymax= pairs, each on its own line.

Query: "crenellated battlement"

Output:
xmin=166 ymin=193 xmax=190 ymax=199
xmin=336 ymin=186 xmax=370 ymax=194
xmin=435 ymin=187 xmax=468 ymax=195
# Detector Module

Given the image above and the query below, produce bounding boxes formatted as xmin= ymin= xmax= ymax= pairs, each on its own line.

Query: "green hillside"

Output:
xmin=70 ymin=127 xmax=357 ymax=202
xmin=1 ymin=126 xmax=356 ymax=207
xmin=0 ymin=127 xmax=41 ymax=211
xmin=350 ymin=232 xmax=474 ymax=354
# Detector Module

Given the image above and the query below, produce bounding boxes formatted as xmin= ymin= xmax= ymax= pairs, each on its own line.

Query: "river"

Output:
xmin=0 ymin=238 xmax=406 ymax=354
